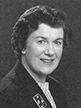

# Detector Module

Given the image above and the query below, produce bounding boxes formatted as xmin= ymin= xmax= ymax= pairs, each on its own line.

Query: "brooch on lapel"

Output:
xmin=33 ymin=93 xmax=47 ymax=108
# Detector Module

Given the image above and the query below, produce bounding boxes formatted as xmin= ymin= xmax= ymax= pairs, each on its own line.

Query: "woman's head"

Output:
xmin=11 ymin=5 xmax=72 ymax=60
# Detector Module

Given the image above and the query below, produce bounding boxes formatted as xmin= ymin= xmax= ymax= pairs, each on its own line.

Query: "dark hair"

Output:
xmin=11 ymin=5 xmax=72 ymax=60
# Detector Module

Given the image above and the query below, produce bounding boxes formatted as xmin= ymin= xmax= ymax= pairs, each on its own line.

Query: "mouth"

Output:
xmin=40 ymin=58 xmax=54 ymax=65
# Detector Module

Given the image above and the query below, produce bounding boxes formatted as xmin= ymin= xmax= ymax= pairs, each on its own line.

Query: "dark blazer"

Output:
xmin=0 ymin=60 xmax=67 ymax=108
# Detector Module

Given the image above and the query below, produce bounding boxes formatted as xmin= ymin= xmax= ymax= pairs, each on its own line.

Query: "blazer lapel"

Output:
xmin=25 ymin=81 xmax=54 ymax=108
xmin=15 ymin=61 xmax=53 ymax=108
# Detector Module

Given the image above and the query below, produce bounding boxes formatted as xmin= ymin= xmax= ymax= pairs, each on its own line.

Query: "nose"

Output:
xmin=44 ymin=43 xmax=55 ymax=56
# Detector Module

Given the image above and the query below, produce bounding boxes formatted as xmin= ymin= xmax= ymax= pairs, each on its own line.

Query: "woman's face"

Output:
xmin=23 ymin=23 xmax=64 ymax=76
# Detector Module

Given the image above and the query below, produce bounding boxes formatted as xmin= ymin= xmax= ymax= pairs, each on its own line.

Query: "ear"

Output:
xmin=22 ymin=50 xmax=26 ymax=54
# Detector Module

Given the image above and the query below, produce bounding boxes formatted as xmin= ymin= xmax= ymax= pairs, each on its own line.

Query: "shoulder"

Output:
xmin=0 ymin=69 xmax=16 ymax=91
xmin=0 ymin=67 xmax=25 ymax=107
xmin=0 ymin=60 xmax=23 ymax=92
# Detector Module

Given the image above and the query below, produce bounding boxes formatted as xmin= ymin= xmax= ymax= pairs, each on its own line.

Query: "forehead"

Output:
xmin=37 ymin=23 xmax=64 ymax=36
xmin=28 ymin=23 xmax=64 ymax=41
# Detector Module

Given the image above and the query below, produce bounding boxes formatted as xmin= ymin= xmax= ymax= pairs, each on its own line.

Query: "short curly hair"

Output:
xmin=11 ymin=5 xmax=72 ymax=60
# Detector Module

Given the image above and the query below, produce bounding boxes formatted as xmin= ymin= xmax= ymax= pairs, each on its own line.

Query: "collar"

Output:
xmin=37 ymin=82 xmax=49 ymax=90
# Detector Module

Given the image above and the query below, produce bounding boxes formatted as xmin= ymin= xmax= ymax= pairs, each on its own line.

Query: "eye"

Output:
xmin=54 ymin=40 xmax=63 ymax=45
xmin=37 ymin=40 xmax=46 ymax=44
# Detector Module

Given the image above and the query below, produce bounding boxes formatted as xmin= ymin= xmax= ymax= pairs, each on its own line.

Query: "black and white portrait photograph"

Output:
xmin=0 ymin=0 xmax=81 ymax=108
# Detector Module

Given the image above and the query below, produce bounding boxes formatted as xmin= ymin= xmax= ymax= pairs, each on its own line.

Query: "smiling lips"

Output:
xmin=40 ymin=58 xmax=54 ymax=65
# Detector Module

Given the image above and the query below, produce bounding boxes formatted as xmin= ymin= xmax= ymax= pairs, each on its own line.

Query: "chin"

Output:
xmin=40 ymin=68 xmax=53 ymax=75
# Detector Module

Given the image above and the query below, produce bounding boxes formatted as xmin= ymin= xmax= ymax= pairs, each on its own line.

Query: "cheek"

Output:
xmin=32 ymin=44 xmax=45 ymax=56
xmin=55 ymin=47 xmax=63 ymax=57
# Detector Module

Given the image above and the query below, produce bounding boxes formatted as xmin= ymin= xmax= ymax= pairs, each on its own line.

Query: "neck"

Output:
xmin=21 ymin=56 xmax=47 ymax=83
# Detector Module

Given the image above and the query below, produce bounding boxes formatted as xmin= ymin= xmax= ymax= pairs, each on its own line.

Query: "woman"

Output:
xmin=0 ymin=5 xmax=72 ymax=108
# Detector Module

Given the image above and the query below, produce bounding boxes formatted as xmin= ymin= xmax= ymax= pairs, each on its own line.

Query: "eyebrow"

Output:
xmin=35 ymin=36 xmax=64 ymax=40
xmin=55 ymin=38 xmax=64 ymax=41
xmin=35 ymin=36 xmax=47 ymax=40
